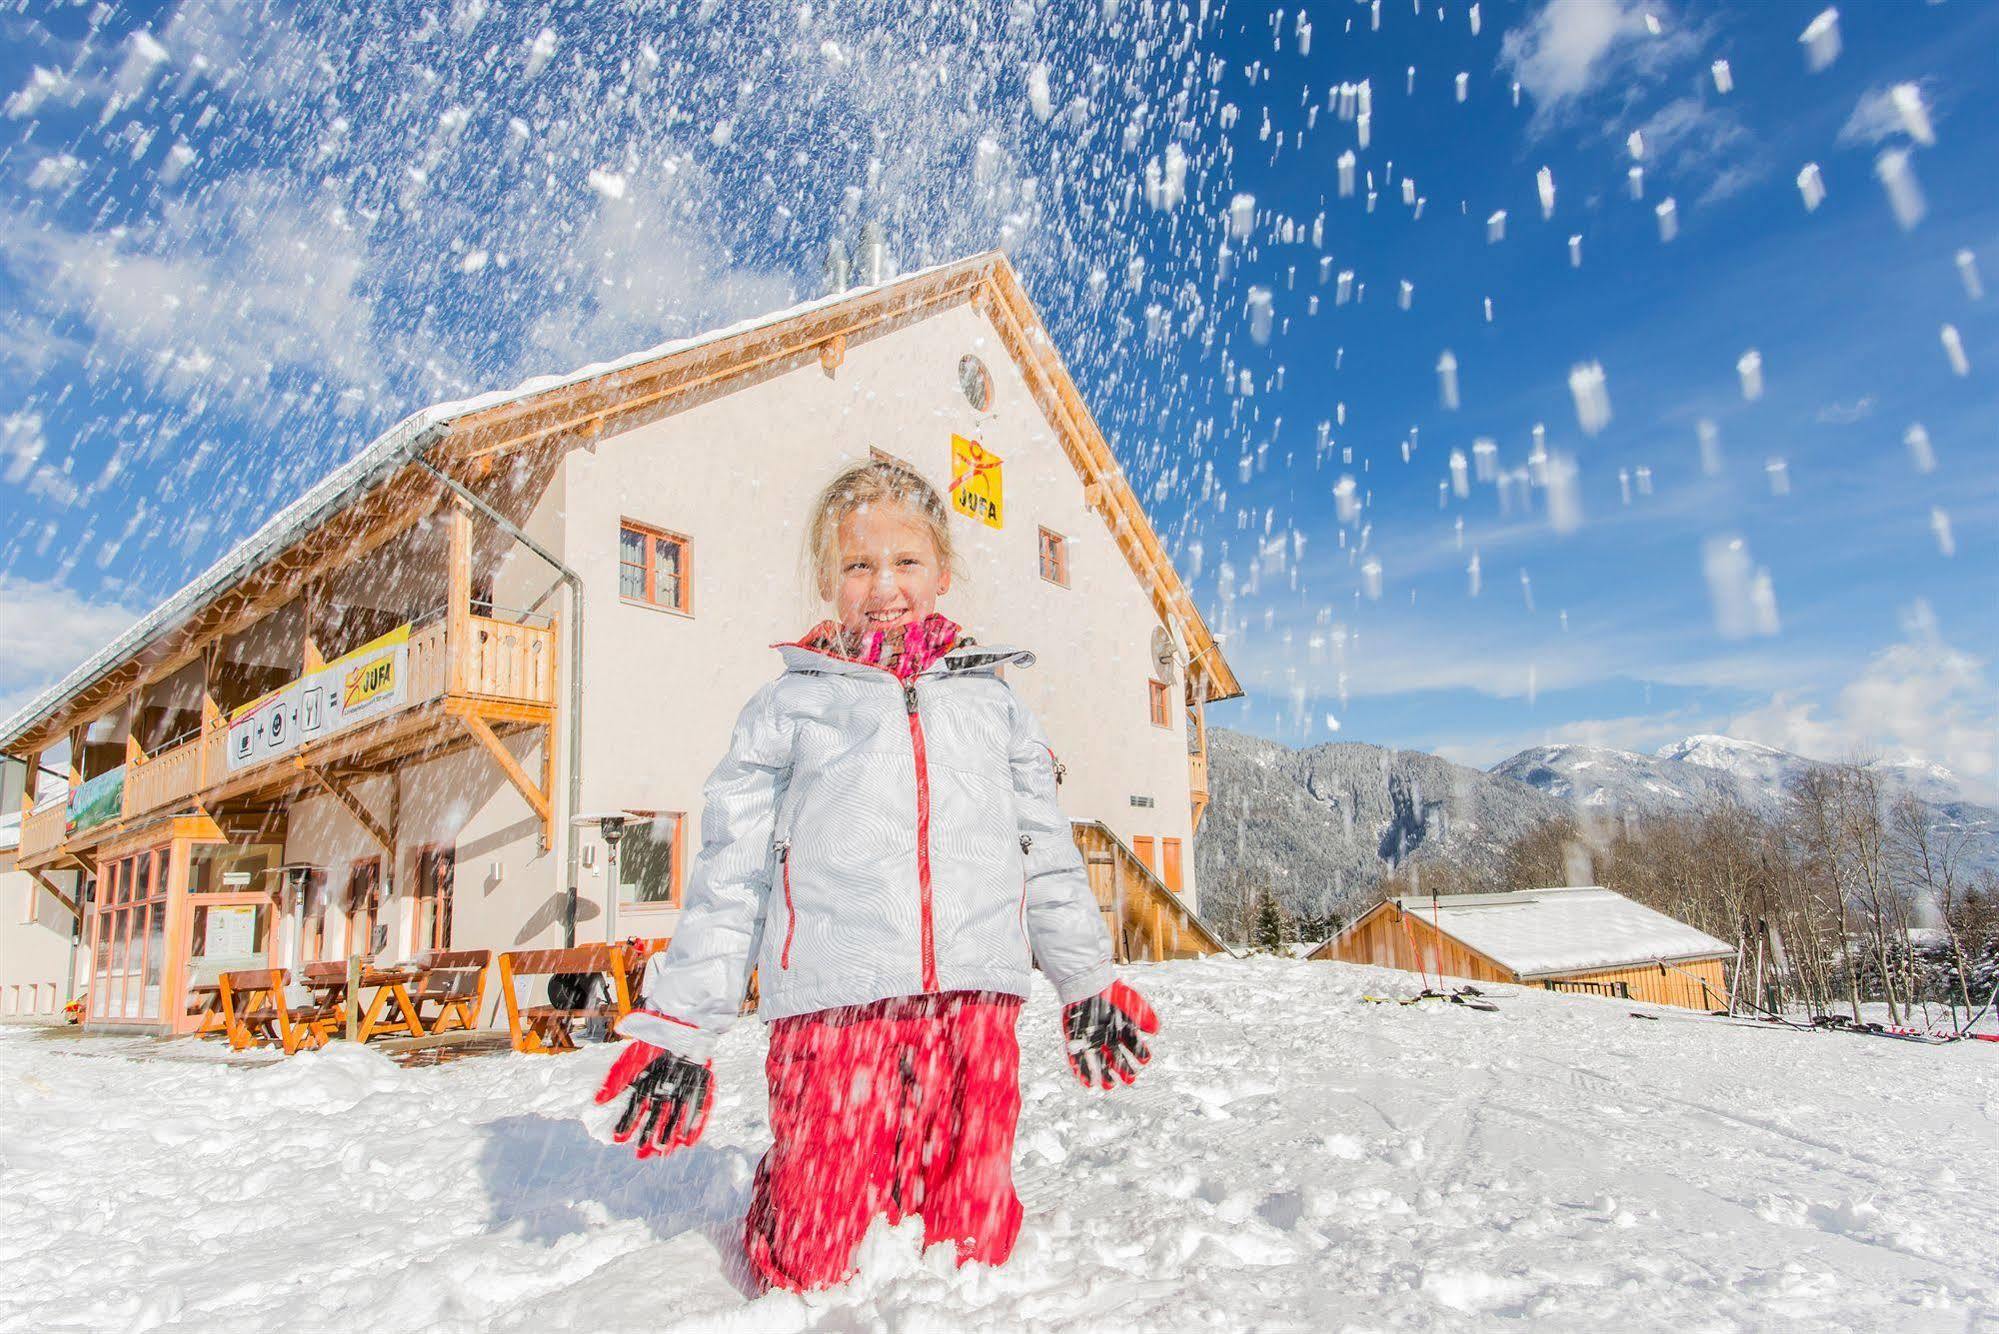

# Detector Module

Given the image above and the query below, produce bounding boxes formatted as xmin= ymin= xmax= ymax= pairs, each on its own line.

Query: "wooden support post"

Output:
xmin=446 ymin=498 xmax=473 ymax=696
xmin=27 ymin=869 xmax=79 ymax=920
xmin=344 ymin=953 xmax=362 ymax=1042
xmin=125 ymin=688 xmax=145 ymax=768
xmin=451 ymin=704 xmax=553 ymax=841
xmin=298 ymin=762 xmax=395 ymax=858
xmin=301 ymin=581 xmax=326 ymax=673
xmin=18 ymin=747 xmax=37 ymax=825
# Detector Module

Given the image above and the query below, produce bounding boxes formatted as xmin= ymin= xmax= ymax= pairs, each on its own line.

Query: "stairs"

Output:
xmin=1070 ymin=821 xmax=1232 ymax=962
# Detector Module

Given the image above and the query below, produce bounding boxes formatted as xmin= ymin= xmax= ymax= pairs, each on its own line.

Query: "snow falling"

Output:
xmin=1 ymin=3 xmax=1994 ymax=1323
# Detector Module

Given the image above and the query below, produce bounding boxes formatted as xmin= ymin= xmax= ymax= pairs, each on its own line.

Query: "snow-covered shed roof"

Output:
xmin=1 ymin=251 xmax=1239 ymax=752
xmin=1369 ymin=887 xmax=1731 ymax=979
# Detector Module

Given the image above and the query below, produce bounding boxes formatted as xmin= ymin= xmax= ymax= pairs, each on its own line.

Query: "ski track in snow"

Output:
xmin=3 ymin=958 xmax=1995 ymax=1333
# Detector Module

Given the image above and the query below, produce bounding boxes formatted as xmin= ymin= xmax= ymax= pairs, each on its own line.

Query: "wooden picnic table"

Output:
xmin=299 ymin=963 xmax=428 ymax=1042
xmin=185 ymin=982 xmax=228 ymax=1038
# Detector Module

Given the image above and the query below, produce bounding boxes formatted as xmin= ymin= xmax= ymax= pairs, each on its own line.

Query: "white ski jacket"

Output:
xmin=619 ymin=638 xmax=1114 ymax=1061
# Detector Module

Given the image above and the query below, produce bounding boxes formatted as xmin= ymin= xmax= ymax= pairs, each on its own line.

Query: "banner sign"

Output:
xmin=227 ymin=624 xmax=412 ymax=772
xmin=949 ymin=435 xmax=1004 ymax=530
xmin=67 ymin=765 xmax=126 ymax=833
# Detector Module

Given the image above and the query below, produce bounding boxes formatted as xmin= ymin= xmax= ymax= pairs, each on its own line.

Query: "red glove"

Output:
xmin=594 ymin=1040 xmax=714 ymax=1159
xmin=1061 ymin=980 xmax=1160 ymax=1089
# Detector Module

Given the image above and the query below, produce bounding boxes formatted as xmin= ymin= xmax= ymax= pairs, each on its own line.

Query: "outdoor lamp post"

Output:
xmin=571 ymin=812 xmax=629 ymax=945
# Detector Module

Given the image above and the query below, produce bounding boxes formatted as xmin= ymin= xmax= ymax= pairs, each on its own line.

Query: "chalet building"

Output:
xmin=0 ymin=253 xmax=1239 ymax=1033
xmin=1309 ymin=887 xmax=1733 ymax=1010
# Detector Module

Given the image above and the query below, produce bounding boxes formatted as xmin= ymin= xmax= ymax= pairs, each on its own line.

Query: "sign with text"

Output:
xmin=949 ymin=435 xmax=1004 ymax=530
xmin=227 ymin=625 xmax=412 ymax=772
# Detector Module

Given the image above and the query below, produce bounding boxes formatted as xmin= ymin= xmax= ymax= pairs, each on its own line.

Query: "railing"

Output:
xmin=407 ymin=618 xmax=450 ymax=704
xmin=18 ymin=803 xmax=67 ymax=865
xmin=1542 ymin=979 xmax=1631 ymax=999
xmin=124 ymin=734 xmax=205 ymax=820
xmin=461 ymin=613 xmax=556 ymax=704
xmin=1071 ymin=820 xmax=1229 ymax=962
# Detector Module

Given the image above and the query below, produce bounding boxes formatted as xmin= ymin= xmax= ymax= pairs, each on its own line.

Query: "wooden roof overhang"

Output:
xmin=5 ymin=252 xmax=1240 ymax=755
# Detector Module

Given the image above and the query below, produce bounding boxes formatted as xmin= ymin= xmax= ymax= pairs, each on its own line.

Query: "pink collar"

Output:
xmin=787 ymin=613 xmax=963 ymax=681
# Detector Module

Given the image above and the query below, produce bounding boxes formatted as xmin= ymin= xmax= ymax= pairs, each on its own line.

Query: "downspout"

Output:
xmin=408 ymin=451 xmax=590 ymax=949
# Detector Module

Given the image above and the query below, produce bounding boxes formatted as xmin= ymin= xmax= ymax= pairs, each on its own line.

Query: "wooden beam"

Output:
xmin=27 ymin=869 xmax=79 ymax=919
xmin=446 ymin=499 xmax=472 ymax=697
xmin=453 ymin=707 xmax=552 ymax=840
xmin=298 ymin=761 xmax=395 ymax=857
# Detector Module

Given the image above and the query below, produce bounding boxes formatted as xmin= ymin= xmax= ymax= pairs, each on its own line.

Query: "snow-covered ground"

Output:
xmin=4 ymin=957 xmax=1995 ymax=1332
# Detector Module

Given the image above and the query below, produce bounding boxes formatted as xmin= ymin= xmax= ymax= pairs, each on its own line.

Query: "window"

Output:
xmin=620 ymin=814 xmax=685 ymax=908
xmin=1133 ymin=836 xmax=1158 ymax=874
xmin=1162 ymin=838 xmax=1184 ymax=893
xmin=869 ymin=446 xmax=918 ymax=473
xmin=1148 ymin=679 xmax=1170 ymax=728
xmin=344 ymin=858 xmax=383 ymax=958
xmin=413 ymin=848 xmax=456 ymax=953
xmin=620 ymin=521 xmax=691 ymax=614
xmin=1038 ymin=527 xmax=1069 ymax=587
xmin=957 ymin=354 xmax=993 ymax=411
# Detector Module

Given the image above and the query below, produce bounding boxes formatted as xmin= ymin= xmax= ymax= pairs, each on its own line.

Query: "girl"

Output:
xmin=593 ymin=458 xmax=1159 ymax=1292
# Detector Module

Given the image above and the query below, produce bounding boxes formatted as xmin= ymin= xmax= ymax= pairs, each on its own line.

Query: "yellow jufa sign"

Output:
xmin=950 ymin=435 xmax=1003 ymax=529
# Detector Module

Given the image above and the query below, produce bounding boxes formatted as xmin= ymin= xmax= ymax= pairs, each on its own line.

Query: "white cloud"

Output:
xmin=1500 ymin=0 xmax=1700 ymax=131
xmin=1726 ymin=601 xmax=1997 ymax=800
xmin=525 ymin=161 xmax=795 ymax=373
xmin=0 ymin=578 xmax=138 ymax=732
xmin=1815 ymin=395 xmax=1875 ymax=424
xmin=1 ymin=173 xmax=381 ymax=403
xmin=1838 ymin=81 xmax=1938 ymax=148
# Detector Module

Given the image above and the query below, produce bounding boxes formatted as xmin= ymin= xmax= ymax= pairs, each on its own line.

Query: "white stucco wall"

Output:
xmin=558 ymin=298 xmax=1202 ymax=943
xmin=0 ymin=854 xmax=83 ymax=1022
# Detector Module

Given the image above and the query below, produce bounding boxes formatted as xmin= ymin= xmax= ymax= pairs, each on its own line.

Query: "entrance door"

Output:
xmin=89 ymin=846 xmax=169 ymax=1023
xmin=414 ymin=847 xmax=455 ymax=953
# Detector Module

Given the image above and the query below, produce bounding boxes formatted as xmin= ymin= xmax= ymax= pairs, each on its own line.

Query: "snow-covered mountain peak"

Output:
xmin=1654 ymin=734 xmax=1791 ymax=767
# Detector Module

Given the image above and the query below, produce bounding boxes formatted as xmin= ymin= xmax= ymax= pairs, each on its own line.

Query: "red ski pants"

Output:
xmin=743 ymin=990 xmax=1025 ymax=1292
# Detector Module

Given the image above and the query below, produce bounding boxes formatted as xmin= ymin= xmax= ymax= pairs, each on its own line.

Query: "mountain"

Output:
xmin=1193 ymin=729 xmax=1569 ymax=928
xmin=1491 ymin=733 xmax=1999 ymax=875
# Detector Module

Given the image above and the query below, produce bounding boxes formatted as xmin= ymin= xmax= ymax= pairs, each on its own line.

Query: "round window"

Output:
xmin=957 ymin=354 xmax=993 ymax=411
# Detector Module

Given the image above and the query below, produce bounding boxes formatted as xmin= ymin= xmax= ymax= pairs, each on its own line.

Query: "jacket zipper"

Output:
xmin=778 ymin=841 xmax=796 ymax=970
xmin=1018 ymin=834 xmax=1032 ymax=944
xmin=905 ymin=680 xmax=938 ymax=992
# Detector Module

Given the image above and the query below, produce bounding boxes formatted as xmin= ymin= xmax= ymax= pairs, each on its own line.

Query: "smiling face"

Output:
xmin=828 ymin=501 xmax=952 ymax=635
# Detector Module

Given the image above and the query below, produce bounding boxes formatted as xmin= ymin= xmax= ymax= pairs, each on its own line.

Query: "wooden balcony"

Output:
xmin=18 ymin=803 xmax=66 ymax=867
xmin=24 ymin=613 xmax=558 ymax=866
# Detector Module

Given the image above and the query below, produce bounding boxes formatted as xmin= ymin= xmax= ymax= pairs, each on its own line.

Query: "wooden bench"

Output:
xmin=496 ymin=944 xmax=635 ymax=1054
xmin=297 ymin=960 xmax=428 ymax=1042
xmin=185 ymin=982 xmax=229 ymax=1038
xmin=408 ymin=949 xmax=492 ymax=1035
xmin=219 ymin=969 xmax=341 ymax=1054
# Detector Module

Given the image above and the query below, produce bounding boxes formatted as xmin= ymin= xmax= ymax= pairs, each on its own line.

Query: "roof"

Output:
xmin=1 ymin=251 xmax=1238 ymax=751
xmin=1325 ymin=886 xmax=1733 ymax=978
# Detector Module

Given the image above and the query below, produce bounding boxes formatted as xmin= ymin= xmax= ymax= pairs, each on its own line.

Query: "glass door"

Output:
xmin=182 ymin=842 xmax=280 ymax=1005
xmin=88 ymin=845 xmax=168 ymax=1022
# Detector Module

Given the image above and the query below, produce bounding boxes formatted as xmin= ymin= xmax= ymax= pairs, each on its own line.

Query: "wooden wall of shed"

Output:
xmin=1320 ymin=905 xmax=1515 ymax=987
xmin=1543 ymin=958 xmax=1727 ymax=1011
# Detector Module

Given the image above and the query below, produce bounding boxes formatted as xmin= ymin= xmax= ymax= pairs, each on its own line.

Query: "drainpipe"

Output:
xmin=408 ymin=454 xmax=589 ymax=949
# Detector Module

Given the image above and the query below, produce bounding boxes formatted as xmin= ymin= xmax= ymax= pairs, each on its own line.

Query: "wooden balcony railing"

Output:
xmin=124 ymin=734 xmax=205 ymax=821
xmin=18 ymin=803 xmax=65 ymax=865
xmin=463 ymin=614 xmax=555 ymax=704
xmin=68 ymin=613 xmax=558 ymax=834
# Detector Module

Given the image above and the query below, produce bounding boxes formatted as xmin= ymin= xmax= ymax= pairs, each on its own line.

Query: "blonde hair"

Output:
xmin=805 ymin=458 xmax=960 ymax=601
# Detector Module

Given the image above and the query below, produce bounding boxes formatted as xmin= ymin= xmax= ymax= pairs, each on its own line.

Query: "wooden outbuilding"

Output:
xmin=1308 ymin=886 xmax=1732 ymax=1010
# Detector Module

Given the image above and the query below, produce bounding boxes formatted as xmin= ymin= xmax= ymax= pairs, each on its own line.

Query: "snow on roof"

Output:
xmin=0 ymin=254 xmax=995 ymax=749
xmin=1390 ymin=886 xmax=1732 ymax=979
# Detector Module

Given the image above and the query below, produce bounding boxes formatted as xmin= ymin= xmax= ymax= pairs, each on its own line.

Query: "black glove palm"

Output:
xmin=1062 ymin=980 xmax=1160 ymax=1089
xmin=596 ymin=1041 xmax=715 ymax=1159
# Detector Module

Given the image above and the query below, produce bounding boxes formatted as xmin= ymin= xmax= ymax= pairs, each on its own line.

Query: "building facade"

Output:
xmin=1 ymin=254 xmax=1239 ymax=1033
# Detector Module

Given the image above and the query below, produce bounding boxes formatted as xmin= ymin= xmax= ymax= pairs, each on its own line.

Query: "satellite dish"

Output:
xmin=1150 ymin=625 xmax=1178 ymax=685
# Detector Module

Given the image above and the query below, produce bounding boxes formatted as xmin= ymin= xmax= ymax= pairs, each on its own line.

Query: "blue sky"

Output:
xmin=1 ymin=0 xmax=1993 ymax=793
